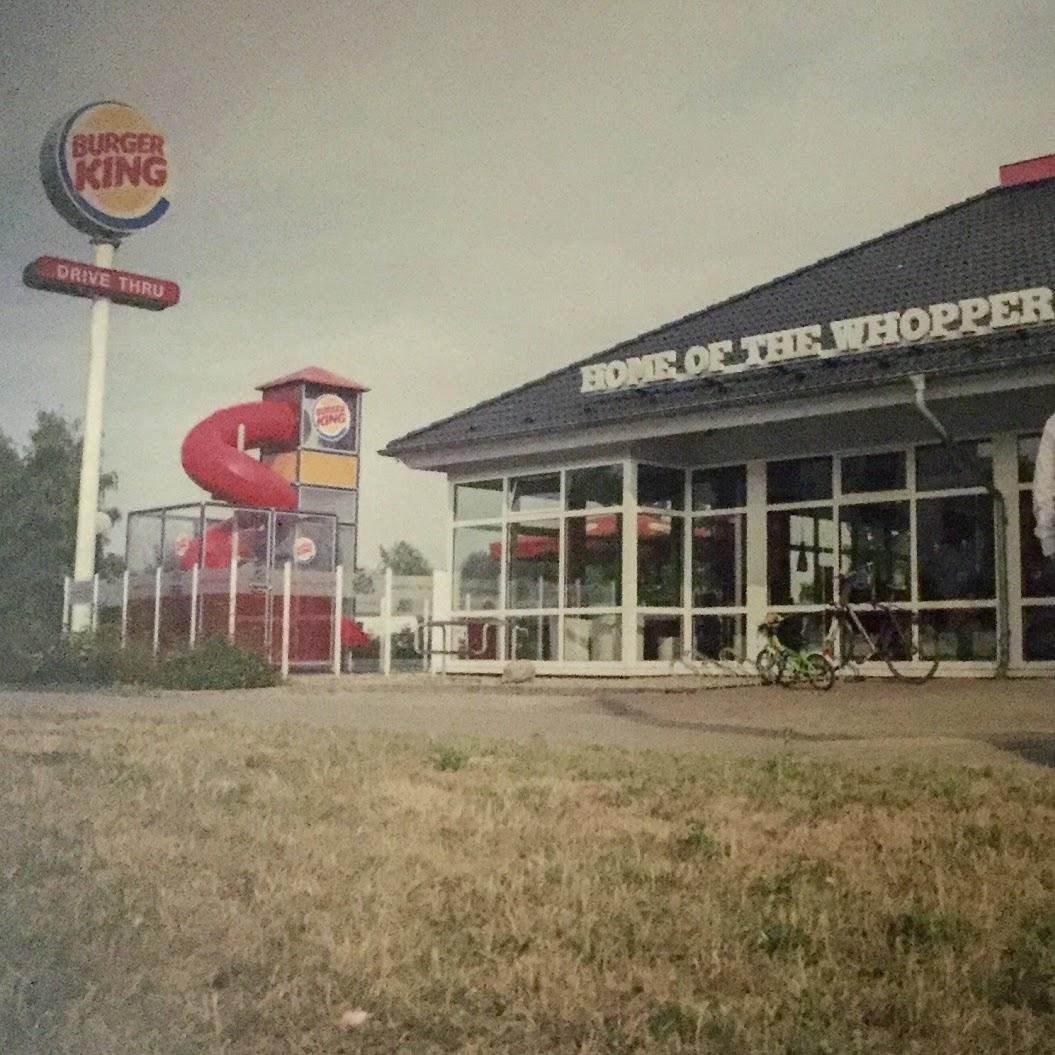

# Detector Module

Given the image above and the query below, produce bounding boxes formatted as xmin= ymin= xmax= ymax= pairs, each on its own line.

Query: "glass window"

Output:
xmin=692 ymin=514 xmax=745 ymax=607
xmin=1018 ymin=434 xmax=1041 ymax=484
xmin=508 ymin=616 xmax=559 ymax=661
xmin=637 ymin=514 xmax=683 ymax=607
xmin=837 ymin=503 xmax=910 ymax=602
xmin=1019 ymin=492 xmax=1055 ymax=597
xmin=841 ymin=452 xmax=905 ymax=494
xmin=1023 ymin=607 xmax=1055 ymax=661
xmin=917 ymin=495 xmax=995 ymax=601
xmin=298 ymin=486 xmax=358 ymax=523
xmin=509 ymin=473 xmax=561 ymax=513
xmin=564 ymin=614 xmax=621 ymax=661
xmin=454 ymin=480 xmax=502 ymax=520
xmin=566 ymin=464 xmax=622 ymax=510
xmin=637 ymin=615 xmax=683 ymax=661
xmin=692 ymin=615 xmax=746 ymax=661
xmin=507 ymin=520 xmax=560 ymax=609
xmin=126 ymin=512 xmax=164 ymax=574
xmin=766 ymin=612 xmax=827 ymax=653
xmin=338 ymin=524 xmax=357 ymax=571
xmin=565 ymin=515 xmax=621 ymax=608
xmin=767 ymin=507 xmax=836 ymax=605
xmin=915 ymin=441 xmax=991 ymax=491
xmin=919 ymin=609 xmax=997 ymax=661
xmin=691 ymin=465 xmax=746 ymax=510
xmin=274 ymin=513 xmax=336 ymax=570
xmin=767 ymin=456 xmax=832 ymax=504
xmin=453 ymin=525 xmax=502 ymax=610
xmin=461 ymin=618 xmax=500 ymax=659
xmin=637 ymin=464 xmax=685 ymax=510
xmin=161 ymin=513 xmax=202 ymax=571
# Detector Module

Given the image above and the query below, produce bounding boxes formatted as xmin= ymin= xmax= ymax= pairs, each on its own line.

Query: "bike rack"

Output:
xmin=413 ymin=617 xmax=514 ymax=663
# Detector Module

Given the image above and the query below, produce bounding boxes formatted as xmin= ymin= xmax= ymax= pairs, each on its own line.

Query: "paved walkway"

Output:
xmin=2 ymin=676 xmax=1054 ymax=770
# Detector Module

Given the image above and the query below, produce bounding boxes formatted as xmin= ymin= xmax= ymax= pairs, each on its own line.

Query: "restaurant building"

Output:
xmin=383 ymin=156 xmax=1055 ymax=676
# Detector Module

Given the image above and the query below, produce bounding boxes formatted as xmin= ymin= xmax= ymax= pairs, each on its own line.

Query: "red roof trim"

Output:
xmin=999 ymin=154 xmax=1055 ymax=187
xmin=256 ymin=366 xmax=370 ymax=392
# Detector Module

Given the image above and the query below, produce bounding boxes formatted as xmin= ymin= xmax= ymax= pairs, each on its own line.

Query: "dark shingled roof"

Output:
xmin=383 ymin=177 xmax=1055 ymax=458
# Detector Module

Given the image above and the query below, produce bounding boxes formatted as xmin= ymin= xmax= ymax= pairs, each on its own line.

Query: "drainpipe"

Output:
xmin=909 ymin=374 xmax=1009 ymax=676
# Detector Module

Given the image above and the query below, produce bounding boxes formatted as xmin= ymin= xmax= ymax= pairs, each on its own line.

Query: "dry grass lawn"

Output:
xmin=2 ymin=709 xmax=1055 ymax=1053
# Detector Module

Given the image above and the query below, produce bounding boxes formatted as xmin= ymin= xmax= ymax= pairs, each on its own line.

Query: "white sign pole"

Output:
xmin=70 ymin=239 xmax=116 ymax=631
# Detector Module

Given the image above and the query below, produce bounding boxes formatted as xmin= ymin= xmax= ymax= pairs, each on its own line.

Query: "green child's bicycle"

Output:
xmin=756 ymin=614 xmax=835 ymax=691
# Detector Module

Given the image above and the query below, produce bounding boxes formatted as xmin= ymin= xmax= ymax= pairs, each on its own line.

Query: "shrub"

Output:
xmin=670 ymin=821 xmax=722 ymax=860
xmin=1 ymin=629 xmax=278 ymax=691
xmin=157 ymin=637 xmax=279 ymax=690
xmin=885 ymin=904 xmax=971 ymax=956
xmin=430 ymin=743 xmax=469 ymax=772
xmin=988 ymin=909 xmax=1055 ymax=1014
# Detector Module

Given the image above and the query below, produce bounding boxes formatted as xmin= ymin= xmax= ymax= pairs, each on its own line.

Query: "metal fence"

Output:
xmin=61 ymin=565 xmax=459 ymax=678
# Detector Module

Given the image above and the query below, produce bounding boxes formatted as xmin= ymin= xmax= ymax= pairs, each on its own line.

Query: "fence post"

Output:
xmin=228 ymin=525 xmax=239 ymax=642
xmin=91 ymin=574 xmax=100 ymax=634
xmin=281 ymin=560 xmax=292 ymax=680
xmin=421 ymin=597 xmax=431 ymax=672
xmin=381 ymin=567 xmax=394 ymax=676
xmin=152 ymin=566 xmax=162 ymax=657
xmin=120 ymin=569 xmax=130 ymax=649
xmin=332 ymin=563 xmax=343 ymax=677
xmin=61 ymin=575 xmax=71 ymax=634
xmin=189 ymin=564 xmax=199 ymax=648
xmin=430 ymin=570 xmax=452 ymax=675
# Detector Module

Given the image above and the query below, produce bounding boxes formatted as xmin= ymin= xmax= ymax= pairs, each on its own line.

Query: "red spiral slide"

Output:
xmin=181 ymin=400 xmax=299 ymax=511
xmin=178 ymin=399 xmax=368 ymax=649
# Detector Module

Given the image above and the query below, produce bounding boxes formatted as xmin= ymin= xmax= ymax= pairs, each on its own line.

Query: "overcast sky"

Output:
xmin=1 ymin=1 xmax=1053 ymax=569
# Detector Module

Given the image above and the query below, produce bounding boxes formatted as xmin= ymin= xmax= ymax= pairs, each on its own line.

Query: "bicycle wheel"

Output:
xmin=804 ymin=652 xmax=835 ymax=691
xmin=777 ymin=652 xmax=801 ymax=688
xmin=878 ymin=614 xmax=939 ymax=684
xmin=755 ymin=647 xmax=781 ymax=685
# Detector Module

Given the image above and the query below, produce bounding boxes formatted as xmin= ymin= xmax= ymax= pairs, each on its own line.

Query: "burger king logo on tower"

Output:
xmin=312 ymin=393 xmax=351 ymax=442
xmin=40 ymin=101 xmax=171 ymax=240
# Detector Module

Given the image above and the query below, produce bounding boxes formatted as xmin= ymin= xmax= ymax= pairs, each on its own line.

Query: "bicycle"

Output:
xmin=823 ymin=563 xmax=939 ymax=684
xmin=756 ymin=614 xmax=835 ymax=691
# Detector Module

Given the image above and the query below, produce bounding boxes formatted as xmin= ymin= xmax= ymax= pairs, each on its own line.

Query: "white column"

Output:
xmin=90 ymin=573 xmax=100 ymax=634
xmin=621 ymin=457 xmax=638 ymax=664
xmin=682 ymin=469 xmax=692 ymax=661
xmin=430 ymin=570 xmax=452 ymax=674
xmin=120 ymin=569 xmax=130 ymax=648
xmin=61 ymin=575 xmax=71 ymax=633
xmin=992 ymin=432 xmax=1021 ymax=668
xmin=745 ymin=460 xmax=768 ymax=659
xmin=421 ymin=597 xmax=431 ymax=672
xmin=280 ymin=560 xmax=292 ymax=679
xmin=332 ymin=563 xmax=343 ymax=676
xmin=71 ymin=240 xmax=116 ymax=631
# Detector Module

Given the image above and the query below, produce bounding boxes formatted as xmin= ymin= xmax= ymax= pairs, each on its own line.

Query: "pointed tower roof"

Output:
xmin=257 ymin=366 xmax=369 ymax=392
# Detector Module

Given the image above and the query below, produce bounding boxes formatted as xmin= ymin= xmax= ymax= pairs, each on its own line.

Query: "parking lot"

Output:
xmin=3 ymin=674 xmax=1054 ymax=770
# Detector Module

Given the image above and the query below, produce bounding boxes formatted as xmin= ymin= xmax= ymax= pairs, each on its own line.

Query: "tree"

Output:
xmin=379 ymin=540 xmax=432 ymax=576
xmin=0 ymin=412 xmax=118 ymax=647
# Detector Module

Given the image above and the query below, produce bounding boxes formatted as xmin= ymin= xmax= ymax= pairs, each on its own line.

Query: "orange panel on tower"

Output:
xmin=299 ymin=450 xmax=358 ymax=488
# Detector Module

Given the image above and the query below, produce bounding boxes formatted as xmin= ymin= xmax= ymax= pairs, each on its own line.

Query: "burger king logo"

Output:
xmin=293 ymin=536 xmax=317 ymax=564
xmin=312 ymin=393 xmax=351 ymax=442
xmin=40 ymin=101 xmax=170 ymax=239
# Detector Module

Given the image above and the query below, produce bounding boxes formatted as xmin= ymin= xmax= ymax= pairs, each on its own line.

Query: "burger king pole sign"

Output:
xmin=37 ymin=101 xmax=175 ymax=630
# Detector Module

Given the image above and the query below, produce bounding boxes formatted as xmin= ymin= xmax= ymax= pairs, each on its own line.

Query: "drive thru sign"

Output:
xmin=23 ymin=255 xmax=180 ymax=310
